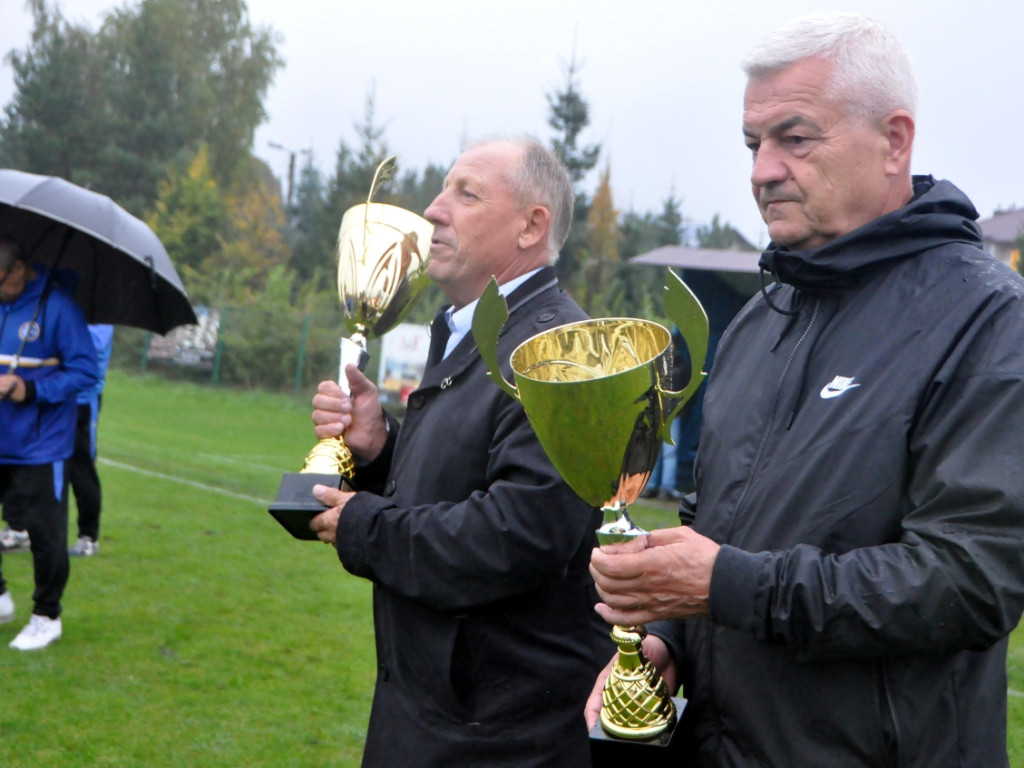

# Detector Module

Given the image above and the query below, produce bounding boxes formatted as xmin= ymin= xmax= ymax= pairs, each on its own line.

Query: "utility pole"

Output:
xmin=267 ymin=141 xmax=311 ymax=209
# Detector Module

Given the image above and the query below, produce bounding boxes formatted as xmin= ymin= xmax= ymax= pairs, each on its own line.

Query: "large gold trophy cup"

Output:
xmin=269 ymin=157 xmax=434 ymax=539
xmin=473 ymin=270 xmax=708 ymax=749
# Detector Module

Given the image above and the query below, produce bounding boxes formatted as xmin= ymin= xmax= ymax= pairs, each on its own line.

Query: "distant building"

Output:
xmin=979 ymin=208 xmax=1024 ymax=267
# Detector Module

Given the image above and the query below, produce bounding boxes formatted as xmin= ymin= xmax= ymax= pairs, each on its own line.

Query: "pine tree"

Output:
xmin=546 ymin=52 xmax=600 ymax=289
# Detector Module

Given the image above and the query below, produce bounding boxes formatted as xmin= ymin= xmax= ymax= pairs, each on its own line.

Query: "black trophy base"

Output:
xmin=268 ymin=473 xmax=351 ymax=540
xmin=589 ymin=697 xmax=688 ymax=768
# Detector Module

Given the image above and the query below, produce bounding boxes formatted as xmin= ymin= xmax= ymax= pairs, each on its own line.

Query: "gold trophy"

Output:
xmin=269 ymin=157 xmax=434 ymax=539
xmin=472 ymin=269 xmax=708 ymax=748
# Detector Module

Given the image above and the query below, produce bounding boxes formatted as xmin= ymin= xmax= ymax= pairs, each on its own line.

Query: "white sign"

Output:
xmin=378 ymin=322 xmax=430 ymax=404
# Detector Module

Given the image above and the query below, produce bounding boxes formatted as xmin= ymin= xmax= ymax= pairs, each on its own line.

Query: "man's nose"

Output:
xmin=750 ymin=142 xmax=788 ymax=188
xmin=424 ymin=193 xmax=448 ymax=225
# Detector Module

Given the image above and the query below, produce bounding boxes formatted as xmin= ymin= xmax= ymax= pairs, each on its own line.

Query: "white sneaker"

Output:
xmin=9 ymin=614 xmax=62 ymax=651
xmin=69 ymin=536 xmax=98 ymax=557
xmin=0 ymin=527 xmax=30 ymax=552
xmin=0 ymin=592 xmax=13 ymax=624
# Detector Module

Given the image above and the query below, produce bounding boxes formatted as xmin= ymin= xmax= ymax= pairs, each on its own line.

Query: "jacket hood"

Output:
xmin=759 ymin=176 xmax=983 ymax=293
xmin=2 ymin=265 xmax=78 ymax=310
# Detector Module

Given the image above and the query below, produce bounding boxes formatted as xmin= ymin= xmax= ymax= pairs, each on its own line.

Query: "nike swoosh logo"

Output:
xmin=820 ymin=377 xmax=861 ymax=399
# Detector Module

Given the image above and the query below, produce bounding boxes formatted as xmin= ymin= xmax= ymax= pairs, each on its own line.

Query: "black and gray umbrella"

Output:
xmin=0 ymin=169 xmax=197 ymax=334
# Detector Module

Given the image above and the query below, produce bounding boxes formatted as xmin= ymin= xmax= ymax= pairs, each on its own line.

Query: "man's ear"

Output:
xmin=882 ymin=110 xmax=915 ymax=176
xmin=518 ymin=205 xmax=551 ymax=250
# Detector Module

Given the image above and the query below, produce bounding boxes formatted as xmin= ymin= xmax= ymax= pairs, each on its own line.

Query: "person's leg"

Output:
xmin=674 ymin=386 xmax=705 ymax=494
xmin=0 ymin=468 xmax=10 ymax=598
xmin=14 ymin=464 xmax=70 ymax=619
xmin=1 ymin=474 xmax=27 ymax=533
xmin=69 ymin=400 xmax=102 ymax=541
xmin=658 ymin=432 xmax=678 ymax=495
xmin=643 ymin=446 xmax=665 ymax=498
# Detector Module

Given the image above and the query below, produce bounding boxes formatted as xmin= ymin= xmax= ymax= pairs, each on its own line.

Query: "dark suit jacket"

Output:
xmin=337 ymin=268 xmax=609 ymax=767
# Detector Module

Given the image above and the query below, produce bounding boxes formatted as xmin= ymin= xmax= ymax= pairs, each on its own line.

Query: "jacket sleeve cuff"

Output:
xmin=708 ymin=544 xmax=771 ymax=631
xmin=646 ymin=619 xmax=686 ymax=668
xmin=349 ymin=413 xmax=398 ymax=494
xmin=334 ymin=492 xmax=378 ymax=577
xmin=22 ymin=380 xmax=36 ymax=403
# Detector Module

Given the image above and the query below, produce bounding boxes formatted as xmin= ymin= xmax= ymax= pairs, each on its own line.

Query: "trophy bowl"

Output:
xmin=269 ymin=159 xmax=434 ymax=539
xmin=472 ymin=270 xmax=708 ymax=745
xmin=337 ymin=201 xmax=434 ymax=342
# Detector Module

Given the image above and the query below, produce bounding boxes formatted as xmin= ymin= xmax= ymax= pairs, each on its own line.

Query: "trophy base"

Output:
xmin=589 ymin=696 xmax=687 ymax=767
xmin=269 ymin=473 xmax=352 ymax=540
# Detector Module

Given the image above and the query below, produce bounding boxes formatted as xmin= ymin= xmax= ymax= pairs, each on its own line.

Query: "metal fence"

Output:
xmin=110 ymin=304 xmax=388 ymax=398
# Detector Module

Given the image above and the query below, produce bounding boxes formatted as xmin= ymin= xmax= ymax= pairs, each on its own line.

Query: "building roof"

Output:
xmin=630 ymin=245 xmax=763 ymax=296
xmin=631 ymin=245 xmax=761 ymax=274
xmin=980 ymin=208 xmax=1024 ymax=244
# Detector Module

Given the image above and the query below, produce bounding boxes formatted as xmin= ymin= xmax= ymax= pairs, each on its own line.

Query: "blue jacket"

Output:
xmin=77 ymin=324 xmax=114 ymax=404
xmin=1 ymin=266 xmax=99 ymax=464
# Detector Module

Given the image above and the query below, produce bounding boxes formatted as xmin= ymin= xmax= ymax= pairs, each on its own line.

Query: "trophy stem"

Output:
xmin=338 ymin=333 xmax=369 ymax=396
xmin=595 ymin=502 xmax=677 ymax=740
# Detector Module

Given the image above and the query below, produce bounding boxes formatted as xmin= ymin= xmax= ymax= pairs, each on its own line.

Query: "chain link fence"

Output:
xmin=110 ymin=304 xmax=390 ymax=399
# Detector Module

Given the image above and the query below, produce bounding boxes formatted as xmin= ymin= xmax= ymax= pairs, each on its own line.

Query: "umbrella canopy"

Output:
xmin=0 ymin=169 xmax=197 ymax=334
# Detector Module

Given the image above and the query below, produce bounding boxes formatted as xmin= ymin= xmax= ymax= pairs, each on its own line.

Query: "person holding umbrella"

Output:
xmin=0 ymin=233 xmax=98 ymax=650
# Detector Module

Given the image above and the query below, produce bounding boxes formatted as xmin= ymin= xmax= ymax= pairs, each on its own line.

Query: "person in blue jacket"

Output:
xmin=68 ymin=324 xmax=114 ymax=557
xmin=0 ymin=233 xmax=98 ymax=651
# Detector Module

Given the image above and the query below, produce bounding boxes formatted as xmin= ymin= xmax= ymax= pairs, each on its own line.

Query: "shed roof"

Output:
xmin=980 ymin=209 xmax=1024 ymax=244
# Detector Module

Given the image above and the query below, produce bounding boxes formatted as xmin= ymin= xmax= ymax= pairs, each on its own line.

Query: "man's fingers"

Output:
xmin=584 ymin=652 xmax=618 ymax=730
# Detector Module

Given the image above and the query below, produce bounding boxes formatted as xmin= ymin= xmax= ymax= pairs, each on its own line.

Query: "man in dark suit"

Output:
xmin=309 ymin=138 xmax=608 ymax=767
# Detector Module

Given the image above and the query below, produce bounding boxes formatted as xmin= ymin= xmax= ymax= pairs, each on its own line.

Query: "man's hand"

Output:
xmin=584 ymin=635 xmax=678 ymax=731
xmin=590 ymin=526 xmax=720 ymax=626
xmin=310 ymin=483 xmax=356 ymax=545
xmin=0 ymin=374 xmax=25 ymax=402
xmin=311 ymin=365 xmax=388 ymax=461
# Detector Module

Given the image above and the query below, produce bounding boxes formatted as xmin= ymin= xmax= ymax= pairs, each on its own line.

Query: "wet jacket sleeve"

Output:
xmin=709 ymin=298 xmax=1024 ymax=661
xmin=335 ymin=393 xmax=598 ymax=612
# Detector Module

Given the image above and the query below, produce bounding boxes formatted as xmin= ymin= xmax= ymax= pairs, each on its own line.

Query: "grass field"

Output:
xmin=0 ymin=369 xmax=1021 ymax=766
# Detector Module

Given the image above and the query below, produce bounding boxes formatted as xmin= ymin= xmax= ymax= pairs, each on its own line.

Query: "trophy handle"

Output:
xmin=472 ymin=278 xmax=522 ymax=403
xmin=659 ymin=269 xmax=709 ymax=441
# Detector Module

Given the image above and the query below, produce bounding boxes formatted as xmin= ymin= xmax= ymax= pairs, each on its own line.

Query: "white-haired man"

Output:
xmin=587 ymin=14 xmax=1024 ymax=767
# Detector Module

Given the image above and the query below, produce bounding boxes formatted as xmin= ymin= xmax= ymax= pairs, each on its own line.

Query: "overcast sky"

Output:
xmin=2 ymin=0 xmax=1021 ymax=248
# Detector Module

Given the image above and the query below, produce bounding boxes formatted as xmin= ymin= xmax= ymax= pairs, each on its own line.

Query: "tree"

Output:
xmin=695 ymin=214 xmax=754 ymax=250
xmin=546 ymin=53 xmax=601 ymax=289
xmin=547 ymin=54 xmax=600 ymax=186
xmin=96 ymin=0 xmax=283 ymax=210
xmin=216 ymin=164 xmax=291 ymax=300
xmin=653 ymin=192 xmax=686 ymax=247
xmin=578 ymin=164 xmax=619 ymax=313
xmin=287 ymin=153 xmax=330 ymax=286
xmin=287 ymin=87 xmax=409 ymax=296
xmin=2 ymin=0 xmax=283 ymax=215
xmin=146 ymin=143 xmax=227 ymax=283
xmin=0 ymin=1 xmax=107 ymax=181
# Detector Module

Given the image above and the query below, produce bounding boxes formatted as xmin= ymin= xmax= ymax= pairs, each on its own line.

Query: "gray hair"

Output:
xmin=741 ymin=12 xmax=918 ymax=121
xmin=0 ymin=234 xmax=24 ymax=273
xmin=469 ymin=136 xmax=574 ymax=263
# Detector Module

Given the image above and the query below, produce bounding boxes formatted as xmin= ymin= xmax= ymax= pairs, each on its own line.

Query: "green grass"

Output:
xmin=0 ymin=370 xmax=374 ymax=767
xmin=1 ymin=369 xmax=1022 ymax=766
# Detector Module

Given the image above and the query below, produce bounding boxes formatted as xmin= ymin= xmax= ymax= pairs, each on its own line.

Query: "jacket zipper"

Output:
xmin=724 ymin=297 xmax=821 ymax=543
xmin=707 ymin=298 xmax=821 ymax=759
xmin=880 ymin=662 xmax=903 ymax=766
